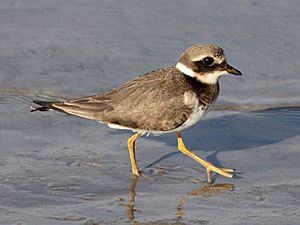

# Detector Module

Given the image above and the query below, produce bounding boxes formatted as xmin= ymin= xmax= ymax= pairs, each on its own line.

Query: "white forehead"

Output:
xmin=191 ymin=54 xmax=225 ymax=64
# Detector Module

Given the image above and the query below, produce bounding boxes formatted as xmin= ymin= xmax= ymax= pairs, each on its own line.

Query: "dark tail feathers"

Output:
xmin=31 ymin=100 xmax=56 ymax=112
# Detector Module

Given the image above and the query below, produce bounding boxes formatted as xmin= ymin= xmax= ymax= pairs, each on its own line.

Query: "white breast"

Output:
xmin=173 ymin=91 xmax=214 ymax=132
xmin=173 ymin=105 xmax=208 ymax=132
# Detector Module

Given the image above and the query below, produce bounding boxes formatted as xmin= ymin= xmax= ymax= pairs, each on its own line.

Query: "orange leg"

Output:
xmin=127 ymin=133 xmax=142 ymax=176
xmin=177 ymin=132 xmax=235 ymax=183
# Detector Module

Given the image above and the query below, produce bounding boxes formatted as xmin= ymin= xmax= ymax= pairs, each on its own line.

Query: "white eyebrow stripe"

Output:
xmin=191 ymin=56 xmax=206 ymax=62
xmin=192 ymin=56 xmax=224 ymax=65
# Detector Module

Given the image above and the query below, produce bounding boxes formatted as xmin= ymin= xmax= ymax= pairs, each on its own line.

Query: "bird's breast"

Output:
xmin=173 ymin=91 xmax=215 ymax=131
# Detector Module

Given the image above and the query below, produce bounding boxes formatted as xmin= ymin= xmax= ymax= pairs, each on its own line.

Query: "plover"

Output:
xmin=32 ymin=44 xmax=242 ymax=183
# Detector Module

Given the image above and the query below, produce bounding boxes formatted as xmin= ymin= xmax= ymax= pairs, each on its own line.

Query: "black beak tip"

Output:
xmin=226 ymin=64 xmax=242 ymax=76
xmin=235 ymin=69 xmax=242 ymax=76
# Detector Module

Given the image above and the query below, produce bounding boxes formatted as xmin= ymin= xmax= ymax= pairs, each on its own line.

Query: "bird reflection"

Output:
xmin=188 ymin=183 xmax=235 ymax=196
xmin=116 ymin=175 xmax=139 ymax=223
xmin=127 ymin=175 xmax=139 ymax=221
xmin=176 ymin=196 xmax=185 ymax=220
xmin=117 ymin=176 xmax=234 ymax=224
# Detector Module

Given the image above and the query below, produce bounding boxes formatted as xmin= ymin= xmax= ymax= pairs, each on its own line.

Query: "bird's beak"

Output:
xmin=225 ymin=64 xmax=242 ymax=76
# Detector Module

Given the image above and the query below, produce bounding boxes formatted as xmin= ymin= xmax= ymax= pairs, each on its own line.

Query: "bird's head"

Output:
xmin=176 ymin=44 xmax=242 ymax=84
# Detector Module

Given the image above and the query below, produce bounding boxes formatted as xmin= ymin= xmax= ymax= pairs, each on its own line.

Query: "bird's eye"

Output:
xmin=202 ymin=57 xmax=214 ymax=66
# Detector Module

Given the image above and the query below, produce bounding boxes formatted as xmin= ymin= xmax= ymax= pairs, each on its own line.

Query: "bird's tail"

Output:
xmin=31 ymin=96 xmax=109 ymax=121
xmin=31 ymin=100 xmax=58 ymax=112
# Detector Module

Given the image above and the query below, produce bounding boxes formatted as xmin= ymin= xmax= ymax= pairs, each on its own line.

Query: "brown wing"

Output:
xmin=52 ymin=67 xmax=193 ymax=131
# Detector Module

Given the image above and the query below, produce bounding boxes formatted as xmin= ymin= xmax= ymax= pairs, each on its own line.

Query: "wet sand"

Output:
xmin=1 ymin=0 xmax=300 ymax=224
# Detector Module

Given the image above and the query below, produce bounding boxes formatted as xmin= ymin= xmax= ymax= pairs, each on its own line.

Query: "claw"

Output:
xmin=221 ymin=168 xmax=236 ymax=173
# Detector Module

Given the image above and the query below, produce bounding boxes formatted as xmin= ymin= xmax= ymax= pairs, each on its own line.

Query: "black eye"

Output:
xmin=202 ymin=57 xmax=214 ymax=66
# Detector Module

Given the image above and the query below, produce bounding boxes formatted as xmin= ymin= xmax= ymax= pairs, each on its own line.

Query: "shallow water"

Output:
xmin=1 ymin=91 xmax=300 ymax=225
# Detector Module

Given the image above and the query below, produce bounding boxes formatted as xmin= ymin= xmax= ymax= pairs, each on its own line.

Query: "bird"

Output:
xmin=32 ymin=43 xmax=242 ymax=183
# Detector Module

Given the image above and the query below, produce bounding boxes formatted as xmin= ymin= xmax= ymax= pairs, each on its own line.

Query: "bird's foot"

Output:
xmin=176 ymin=132 xmax=235 ymax=183
xmin=205 ymin=164 xmax=235 ymax=184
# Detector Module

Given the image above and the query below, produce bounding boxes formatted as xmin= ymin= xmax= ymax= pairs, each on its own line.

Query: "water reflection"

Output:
xmin=127 ymin=175 xmax=139 ymax=221
xmin=117 ymin=176 xmax=234 ymax=224
xmin=188 ymin=183 xmax=235 ymax=197
xmin=117 ymin=175 xmax=139 ymax=223
xmin=175 ymin=196 xmax=185 ymax=221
